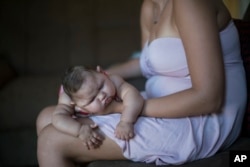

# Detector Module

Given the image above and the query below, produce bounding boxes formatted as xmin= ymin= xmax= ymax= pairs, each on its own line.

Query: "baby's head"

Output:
xmin=62 ymin=66 xmax=93 ymax=98
xmin=62 ymin=65 xmax=116 ymax=114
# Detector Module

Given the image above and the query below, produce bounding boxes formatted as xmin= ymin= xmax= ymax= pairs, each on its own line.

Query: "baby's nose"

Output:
xmin=75 ymin=106 xmax=83 ymax=112
xmin=98 ymin=92 xmax=106 ymax=100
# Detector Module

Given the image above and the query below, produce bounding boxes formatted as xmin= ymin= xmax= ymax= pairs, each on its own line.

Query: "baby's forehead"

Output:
xmin=71 ymin=86 xmax=95 ymax=104
xmin=82 ymin=70 xmax=101 ymax=80
xmin=73 ymin=76 xmax=98 ymax=95
xmin=82 ymin=73 xmax=99 ymax=86
xmin=71 ymin=70 xmax=102 ymax=95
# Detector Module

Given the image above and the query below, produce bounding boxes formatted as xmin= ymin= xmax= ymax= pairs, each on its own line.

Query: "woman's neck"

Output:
xmin=152 ymin=0 xmax=169 ymax=24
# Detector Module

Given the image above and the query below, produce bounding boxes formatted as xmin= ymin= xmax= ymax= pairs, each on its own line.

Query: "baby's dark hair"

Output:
xmin=62 ymin=66 xmax=93 ymax=97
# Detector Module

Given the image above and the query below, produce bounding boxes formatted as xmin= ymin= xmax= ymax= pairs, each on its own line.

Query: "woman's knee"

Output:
xmin=37 ymin=123 xmax=125 ymax=165
xmin=36 ymin=106 xmax=55 ymax=136
xmin=37 ymin=125 xmax=93 ymax=166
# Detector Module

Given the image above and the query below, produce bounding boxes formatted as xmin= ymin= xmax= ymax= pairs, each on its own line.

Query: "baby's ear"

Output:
xmin=96 ymin=65 xmax=107 ymax=75
xmin=96 ymin=65 xmax=102 ymax=72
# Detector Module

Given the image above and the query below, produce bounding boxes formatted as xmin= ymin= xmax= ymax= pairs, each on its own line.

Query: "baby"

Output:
xmin=52 ymin=65 xmax=144 ymax=149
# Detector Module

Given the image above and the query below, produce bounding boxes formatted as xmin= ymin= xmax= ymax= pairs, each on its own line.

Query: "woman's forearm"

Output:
xmin=141 ymin=88 xmax=223 ymax=118
xmin=106 ymin=59 xmax=142 ymax=79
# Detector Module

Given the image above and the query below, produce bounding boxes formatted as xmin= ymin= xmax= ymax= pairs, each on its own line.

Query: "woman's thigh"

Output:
xmin=37 ymin=117 xmax=126 ymax=166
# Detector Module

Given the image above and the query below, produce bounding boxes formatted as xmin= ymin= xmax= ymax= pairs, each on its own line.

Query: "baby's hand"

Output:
xmin=115 ymin=121 xmax=134 ymax=140
xmin=78 ymin=124 xmax=103 ymax=150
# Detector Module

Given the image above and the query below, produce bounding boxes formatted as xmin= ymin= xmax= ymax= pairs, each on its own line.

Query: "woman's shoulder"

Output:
xmin=172 ymin=0 xmax=231 ymax=30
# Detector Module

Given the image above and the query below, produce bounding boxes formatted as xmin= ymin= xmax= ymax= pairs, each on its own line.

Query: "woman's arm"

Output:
xmin=142 ymin=0 xmax=226 ymax=118
xmin=106 ymin=59 xmax=142 ymax=79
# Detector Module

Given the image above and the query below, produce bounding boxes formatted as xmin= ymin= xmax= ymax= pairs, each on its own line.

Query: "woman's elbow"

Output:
xmin=204 ymin=92 xmax=224 ymax=114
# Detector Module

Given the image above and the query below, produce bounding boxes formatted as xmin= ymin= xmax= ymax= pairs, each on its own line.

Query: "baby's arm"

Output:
xmin=111 ymin=75 xmax=144 ymax=140
xmin=52 ymin=88 xmax=103 ymax=149
xmin=52 ymin=89 xmax=81 ymax=137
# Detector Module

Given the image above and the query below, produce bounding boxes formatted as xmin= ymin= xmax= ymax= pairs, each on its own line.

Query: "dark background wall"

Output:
xmin=0 ymin=1 xmax=142 ymax=166
xmin=0 ymin=0 xmax=142 ymax=76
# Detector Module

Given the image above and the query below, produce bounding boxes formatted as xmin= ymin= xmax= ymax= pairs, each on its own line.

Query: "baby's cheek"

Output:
xmin=88 ymin=104 xmax=103 ymax=114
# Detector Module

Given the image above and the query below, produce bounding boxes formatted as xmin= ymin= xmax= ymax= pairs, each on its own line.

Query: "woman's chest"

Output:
xmin=142 ymin=38 xmax=189 ymax=77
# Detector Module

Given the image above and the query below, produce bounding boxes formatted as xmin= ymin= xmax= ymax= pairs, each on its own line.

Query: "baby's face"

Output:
xmin=71 ymin=72 xmax=116 ymax=115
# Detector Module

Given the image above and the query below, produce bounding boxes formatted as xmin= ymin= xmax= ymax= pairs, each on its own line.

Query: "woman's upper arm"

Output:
xmin=173 ymin=0 xmax=225 ymax=108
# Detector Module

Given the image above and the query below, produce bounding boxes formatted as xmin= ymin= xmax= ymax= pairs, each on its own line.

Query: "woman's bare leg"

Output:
xmin=37 ymin=107 xmax=126 ymax=167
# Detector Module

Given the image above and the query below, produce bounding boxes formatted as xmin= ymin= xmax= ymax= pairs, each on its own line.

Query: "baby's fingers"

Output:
xmin=90 ymin=136 xmax=102 ymax=146
xmin=84 ymin=140 xmax=96 ymax=150
xmin=90 ymin=123 xmax=98 ymax=129
xmin=115 ymin=130 xmax=134 ymax=141
xmin=83 ymin=141 xmax=91 ymax=150
xmin=127 ymin=132 xmax=134 ymax=139
xmin=84 ymin=137 xmax=102 ymax=150
xmin=115 ymin=132 xmax=125 ymax=140
xmin=92 ymin=131 xmax=104 ymax=141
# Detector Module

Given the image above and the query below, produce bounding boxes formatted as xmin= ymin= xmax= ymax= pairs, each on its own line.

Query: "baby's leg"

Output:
xmin=37 ymin=118 xmax=126 ymax=167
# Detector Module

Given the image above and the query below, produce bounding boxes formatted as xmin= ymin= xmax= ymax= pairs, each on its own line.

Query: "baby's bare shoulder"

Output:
xmin=103 ymin=100 xmax=124 ymax=114
xmin=109 ymin=74 xmax=125 ymax=87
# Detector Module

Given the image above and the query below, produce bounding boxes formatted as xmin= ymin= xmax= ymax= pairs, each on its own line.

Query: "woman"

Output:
xmin=36 ymin=0 xmax=247 ymax=166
